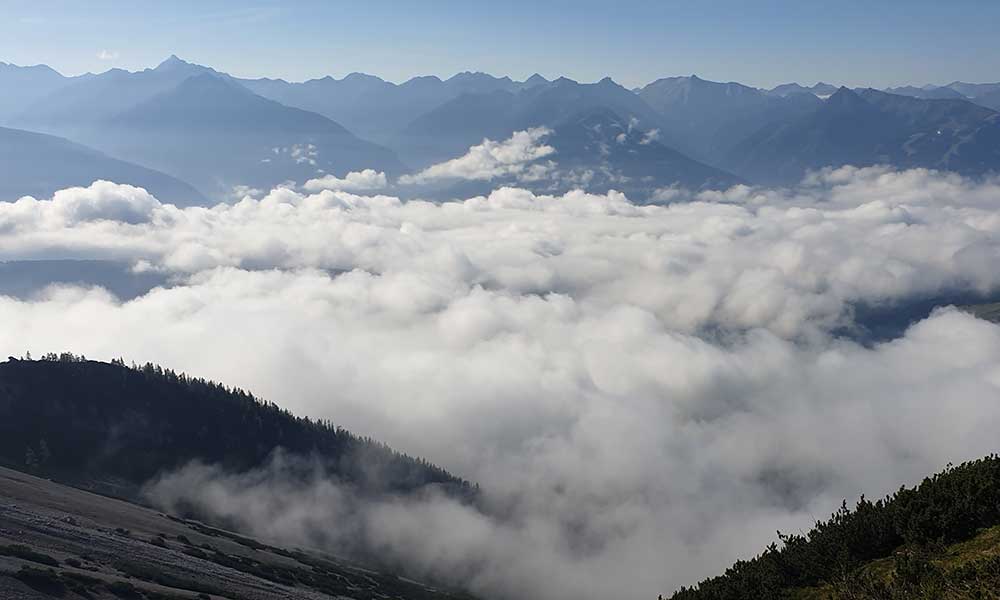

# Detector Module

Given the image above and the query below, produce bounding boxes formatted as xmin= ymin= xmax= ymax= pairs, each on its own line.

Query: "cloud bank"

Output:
xmin=303 ymin=168 xmax=388 ymax=193
xmin=400 ymin=127 xmax=555 ymax=184
xmin=3 ymin=166 xmax=1000 ymax=599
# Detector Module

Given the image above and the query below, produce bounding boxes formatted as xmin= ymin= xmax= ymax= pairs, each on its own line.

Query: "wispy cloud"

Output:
xmin=97 ymin=49 xmax=120 ymax=61
xmin=400 ymin=128 xmax=555 ymax=184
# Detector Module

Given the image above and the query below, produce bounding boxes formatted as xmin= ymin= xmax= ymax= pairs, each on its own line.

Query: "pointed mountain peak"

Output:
xmin=525 ymin=73 xmax=548 ymax=84
xmin=824 ymin=86 xmax=869 ymax=109
xmin=157 ymin=54 xmax=188 ymax=69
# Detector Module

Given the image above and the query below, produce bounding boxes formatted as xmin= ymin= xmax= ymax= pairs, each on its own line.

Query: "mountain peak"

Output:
xmin=343 ymin=71 xmax=383 ymax=83
xmin=402 ymin=74 xmax=443 ymax=87
xmin=823 ymin=86 xmax=871 ymax=110
xmin=156 ymin=54 xmax=188 ymax=69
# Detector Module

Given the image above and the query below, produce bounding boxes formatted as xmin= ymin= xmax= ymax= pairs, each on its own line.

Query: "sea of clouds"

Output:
xmin=2 ymin=166 xmax=1000 ymax=599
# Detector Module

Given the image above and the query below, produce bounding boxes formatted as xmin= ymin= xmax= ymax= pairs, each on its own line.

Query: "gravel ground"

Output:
xmin=0 ymin=466 xmax=473 ymax=600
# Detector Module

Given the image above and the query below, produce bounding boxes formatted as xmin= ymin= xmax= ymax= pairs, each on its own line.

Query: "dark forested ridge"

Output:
xmin=668 ymin=456 xmax=1000 ymax=599
xmin=0 ymin=354 xmax=472 ymax=498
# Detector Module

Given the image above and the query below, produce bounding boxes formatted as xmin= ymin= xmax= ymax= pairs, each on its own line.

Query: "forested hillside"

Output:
xmin=0 ymin=355 xmax=472 ymax=497
xmin=668 ymin=456 xmax=1000 ymax=599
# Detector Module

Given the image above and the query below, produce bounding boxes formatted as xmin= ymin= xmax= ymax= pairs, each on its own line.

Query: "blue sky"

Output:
xmin=3 ymin=0 xmax=999 ymax=88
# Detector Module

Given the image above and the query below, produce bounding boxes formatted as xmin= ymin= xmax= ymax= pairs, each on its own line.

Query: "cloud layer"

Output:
xmin=3 ymin=166 xmax=1000 ymax=599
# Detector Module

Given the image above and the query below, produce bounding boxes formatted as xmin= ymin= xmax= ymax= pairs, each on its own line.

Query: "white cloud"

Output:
xmin=400 ymin=128 xmax=555 ymax=184
xmin=97 ymin=49 xmax=119 ymax=61
xmin=2 ymin=180 xmax=160 ymax=229
xmin=4 ymin=167 xmax=1000 ymax=599
xmin=640 ymin=128 xmax=660 ymax=145
xmin=303 ymin=169 xmax=388 ymax=192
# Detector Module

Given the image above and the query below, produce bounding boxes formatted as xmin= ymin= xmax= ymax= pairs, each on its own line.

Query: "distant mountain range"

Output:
xmin=0 ymin=125 xmax=205 ymax=205
xmin=2 ymin=56 xmax=1000 ymax=202
xmin=240 ymin=69 xmax=551 ymax=143
xmin=638 ymin=75 xmax=823 ymax=164
xmin=405 ymin=108 xmax=742 ymax=200
xmin=5 ymin=57 xmax=404 ymax=199
xmin=767 ymin=81 xmax=840 ymax=97
xmin=399 ymin=76 xmax=669 ymax=168
xmin=97 ymin=72 xmax=405 ymax=197
xmin=727 ymin=87 xmax=1000 ymax=184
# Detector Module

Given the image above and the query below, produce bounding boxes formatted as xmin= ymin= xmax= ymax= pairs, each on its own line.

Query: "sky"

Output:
xmin=3 ymin=0 xmax=1000 ymax=89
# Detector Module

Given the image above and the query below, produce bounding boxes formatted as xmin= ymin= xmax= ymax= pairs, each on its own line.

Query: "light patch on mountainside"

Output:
xmin=400 ymin=127 xmax=554 ymax=184
xmin=2 ymin=167 xmax=1000 ymax=600
xmin=303 ymin=169 xmax=388 ymax=192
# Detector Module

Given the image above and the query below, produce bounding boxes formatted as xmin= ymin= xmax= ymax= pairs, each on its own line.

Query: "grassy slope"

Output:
xmin=790 ymin=525 xmax=1000 ymax=599
xmin=668 ymin=456 xmax=1000 ymax=600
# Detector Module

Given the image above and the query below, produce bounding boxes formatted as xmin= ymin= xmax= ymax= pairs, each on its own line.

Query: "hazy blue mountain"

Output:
xmin=972 ymin=89 xmax=1000 ymax=111
xmin=407 ymin=108 xmax=741 ymax=202
xmin=240 ymin=70 xmax=548 ymax=142
xmin=11 ymin=55 xmax=217 ymax=139
xmin=726 ymin=87 xmax=1000 ymax=184
xmin=884 ymin=85 xmax=967 ymax=100
xmin=637 ymin=75 xmax=822 ymax=163
xmin=399 ymin=76 xmax=667 ymax=168
xmin=543 ymin=108 xmax=741 ymax=195
xmin=767 ymin=82 xmax=839 ymax=97
xmin=945 ymin=81 xmax=1000 ymax=98
xmin=0 ymin=62 xmax=78 ymax=124
xmin=0 ymin=260 xmax=169 ymax=300
xmin=94 ymin=73 xmax=405 ymax=199
xmin=0 ymin=126 xmax=205 ymax=205
xmin=942 ymin=82 xmax=1000 ymax=111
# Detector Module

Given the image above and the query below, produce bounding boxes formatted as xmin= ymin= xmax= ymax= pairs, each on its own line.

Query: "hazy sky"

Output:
xmin=3 ymin=0 xmax=999 ymax=88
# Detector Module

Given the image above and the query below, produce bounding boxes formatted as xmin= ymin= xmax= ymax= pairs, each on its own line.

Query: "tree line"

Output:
xmin=0 ymin=353 xmax=474 ymax=498
xmin=668 ymin=455 xmax=1000 ymax=599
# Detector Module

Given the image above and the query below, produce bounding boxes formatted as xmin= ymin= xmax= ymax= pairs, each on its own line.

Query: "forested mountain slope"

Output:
xmin=0 ymin=356 xmax=471 ymax=498
xmin=668 ymin=456 xmax=1000 ymax=600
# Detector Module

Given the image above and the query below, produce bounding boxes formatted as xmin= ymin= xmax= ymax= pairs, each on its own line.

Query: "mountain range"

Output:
xmin=2 ymin=56 xmax=1000 ymax=203
xmin=637 ymin=75 xmax=823 ymax=163
xmin=0 ymin=125 xmax=205 ymax=205
xmin=727 ymin=87 xmax=1000 ymax=184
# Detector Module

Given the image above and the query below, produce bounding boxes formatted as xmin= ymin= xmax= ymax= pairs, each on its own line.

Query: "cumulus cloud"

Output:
xmin=3 ymin=167 xmax=1000 ymax=599
xmin=1 ymin=180 xmax=160 ymax=230
xmin=400 ymin=128 xmax=555 ymax=184
xmin=303 ymin=169 xmax=388 ymax=192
